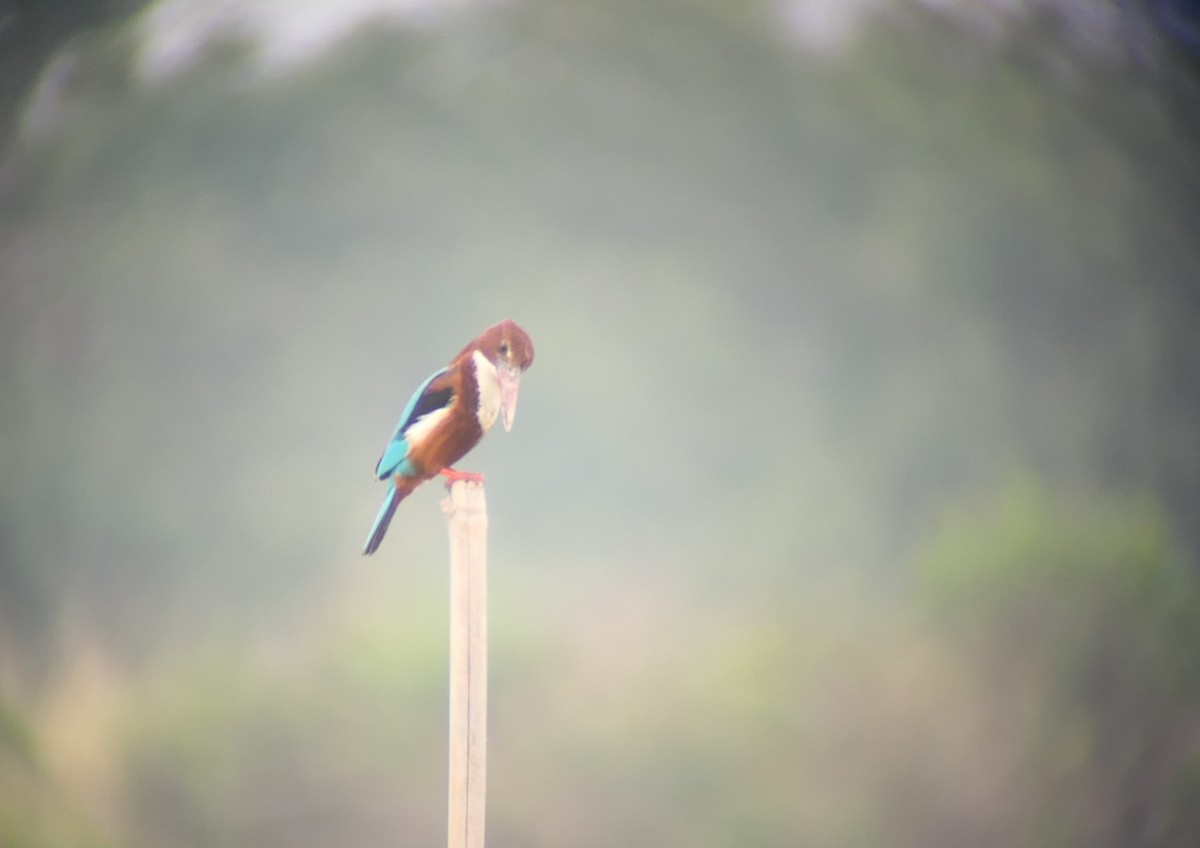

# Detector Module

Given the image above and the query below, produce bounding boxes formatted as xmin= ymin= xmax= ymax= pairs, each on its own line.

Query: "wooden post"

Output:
xmin=441 ymin=480 xmax=488 ymax=848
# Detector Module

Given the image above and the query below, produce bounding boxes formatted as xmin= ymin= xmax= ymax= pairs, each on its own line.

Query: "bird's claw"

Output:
xmin=439 ymin=467 xmax=484 ymax=488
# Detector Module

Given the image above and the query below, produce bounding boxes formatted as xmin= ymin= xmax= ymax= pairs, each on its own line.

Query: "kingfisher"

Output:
xmin=362 ymin=319 xmax=535 ymax=555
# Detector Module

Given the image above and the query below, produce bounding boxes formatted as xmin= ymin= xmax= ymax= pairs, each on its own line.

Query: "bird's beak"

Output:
xmin=499 ymin=365 xmax=521 ymax=432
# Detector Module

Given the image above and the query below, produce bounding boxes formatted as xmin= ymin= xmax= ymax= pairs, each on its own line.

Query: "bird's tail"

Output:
xmin=362 ymin=480 xmax=411 ymax=555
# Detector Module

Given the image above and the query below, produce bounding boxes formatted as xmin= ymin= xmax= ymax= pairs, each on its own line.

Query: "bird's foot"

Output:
xmin=439 ymin=467 xmax=484 ymax=488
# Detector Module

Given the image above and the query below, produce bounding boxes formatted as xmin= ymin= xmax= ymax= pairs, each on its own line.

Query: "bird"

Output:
xmin=362 ymin=319 xmax=535 ymax=555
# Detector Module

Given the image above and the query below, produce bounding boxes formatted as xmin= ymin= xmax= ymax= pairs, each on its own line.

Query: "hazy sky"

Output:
xmin=135 ymin=0 xmax=891 ymax=79
xmin=136 ymin=0 xmax=457 ymax=79
xmin=133 ymin=0 xmax=1138 ymax=86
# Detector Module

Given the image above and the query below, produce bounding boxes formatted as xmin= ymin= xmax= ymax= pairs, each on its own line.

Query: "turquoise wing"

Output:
xmin=374 ymin=366 xmax=453 ymax=480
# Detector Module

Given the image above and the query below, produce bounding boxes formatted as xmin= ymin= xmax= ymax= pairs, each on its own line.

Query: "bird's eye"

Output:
xmin=499 ymin=342 xmax=510 ymax=356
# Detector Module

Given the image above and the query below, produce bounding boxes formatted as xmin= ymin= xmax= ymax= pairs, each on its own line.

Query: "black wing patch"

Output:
xmin=401 ymin=385 xmax=454 ymax=434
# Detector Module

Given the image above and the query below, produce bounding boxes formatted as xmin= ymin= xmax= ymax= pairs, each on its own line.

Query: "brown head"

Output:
xmin=455 ymin=319 xmax=535 ymax=431
xmin=469 ymin=319 xmax=535 ymax=372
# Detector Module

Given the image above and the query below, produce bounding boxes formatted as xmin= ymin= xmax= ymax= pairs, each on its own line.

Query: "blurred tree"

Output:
xmin=0 ymin=691 xmax=34 ymax=766
xmin=0 ymin=0 xmax=149 ymax=155
xmin=917 ymin=478 xmax=1200 ymax=847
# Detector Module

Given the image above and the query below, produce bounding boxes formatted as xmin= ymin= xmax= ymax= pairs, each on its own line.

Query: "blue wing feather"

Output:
xmin=374 ymin=367 xmax=453 ymax=480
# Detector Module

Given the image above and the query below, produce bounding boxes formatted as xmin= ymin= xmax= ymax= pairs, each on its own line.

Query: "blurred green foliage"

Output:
xmin=918 ymin=479 xmax=1200 ymax=846
xmin=2 ymin=0 xmax=1200 ymax=846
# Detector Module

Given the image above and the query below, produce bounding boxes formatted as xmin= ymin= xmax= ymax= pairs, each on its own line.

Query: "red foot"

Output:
xmin=439 ymin=467 xmax=484 ymax=487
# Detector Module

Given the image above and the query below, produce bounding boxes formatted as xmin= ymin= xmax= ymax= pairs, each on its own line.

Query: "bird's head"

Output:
xmin=460 ymin=319 xmax=535 ymax=431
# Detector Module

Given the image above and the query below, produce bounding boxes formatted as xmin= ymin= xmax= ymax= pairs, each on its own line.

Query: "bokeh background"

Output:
xmin=3 ymin=0 xmax=1200 ymax=845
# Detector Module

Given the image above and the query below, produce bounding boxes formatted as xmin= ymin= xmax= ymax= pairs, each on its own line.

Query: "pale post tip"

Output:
xmin=441 ymin=478 xmax=488 ymax=524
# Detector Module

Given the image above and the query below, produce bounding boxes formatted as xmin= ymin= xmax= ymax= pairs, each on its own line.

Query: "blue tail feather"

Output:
xmin=363 ymin=482 xmax=401 ymax=555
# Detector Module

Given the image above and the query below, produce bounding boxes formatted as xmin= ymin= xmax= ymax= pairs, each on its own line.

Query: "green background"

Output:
xmin=2 ymin=1 xmax=1200 ymax=845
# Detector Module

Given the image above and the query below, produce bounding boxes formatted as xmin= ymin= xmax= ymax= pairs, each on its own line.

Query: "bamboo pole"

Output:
xmin=441 ymin=479 xmax=488 ymax=848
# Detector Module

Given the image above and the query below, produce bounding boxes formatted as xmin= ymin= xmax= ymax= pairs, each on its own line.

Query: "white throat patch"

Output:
xmin=472 ymin=350 xmax=502 ymax=432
